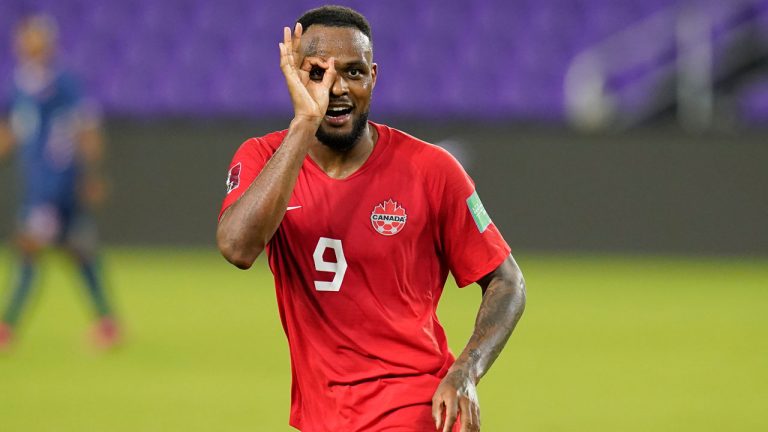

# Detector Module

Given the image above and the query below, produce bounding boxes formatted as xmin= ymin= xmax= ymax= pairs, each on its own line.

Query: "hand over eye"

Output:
xmin=309 ymin=65 xmax=325 ymax=81
xmin=278 ymin=23 xmax=337 ymax=122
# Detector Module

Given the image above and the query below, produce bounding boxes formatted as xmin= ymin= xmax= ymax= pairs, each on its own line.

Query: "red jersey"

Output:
xmin=220 ymin=122 xmax=510 ymax=432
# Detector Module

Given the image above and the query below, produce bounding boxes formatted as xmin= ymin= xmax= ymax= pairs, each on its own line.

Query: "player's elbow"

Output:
xmin=224 ymin=253 xmax=256 ymax=270
xmin=218 ymin=242 xmax=261 ymax=270
xmin=216 ymin=227 xmax=263 ymax=270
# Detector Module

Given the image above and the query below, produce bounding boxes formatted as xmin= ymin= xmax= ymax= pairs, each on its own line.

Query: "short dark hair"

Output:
xmin=297 ymin=5 xmax=372 ymax=43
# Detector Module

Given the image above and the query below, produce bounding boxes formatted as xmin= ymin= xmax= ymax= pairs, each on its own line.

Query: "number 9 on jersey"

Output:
xmin=313 ymin=237 xmax=347 ymax=292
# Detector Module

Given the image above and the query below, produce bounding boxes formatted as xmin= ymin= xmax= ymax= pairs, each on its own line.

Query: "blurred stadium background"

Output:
xmin=1 ymin=0 xmax=766 ymax=431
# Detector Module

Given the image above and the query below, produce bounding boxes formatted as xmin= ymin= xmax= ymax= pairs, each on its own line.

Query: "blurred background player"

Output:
xmin=0 ymin=14 xmax=118 ymax=350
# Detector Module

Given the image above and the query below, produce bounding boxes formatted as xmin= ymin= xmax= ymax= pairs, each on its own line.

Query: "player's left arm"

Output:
xmin=76 ymin=116 xmax=108 ymax=208
xmin=432 ymin=254 xmax=526 ymax=432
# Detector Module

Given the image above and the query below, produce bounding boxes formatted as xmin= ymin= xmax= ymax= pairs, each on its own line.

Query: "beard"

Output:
xmin=316 ymin=111 xmax=369 ymax=153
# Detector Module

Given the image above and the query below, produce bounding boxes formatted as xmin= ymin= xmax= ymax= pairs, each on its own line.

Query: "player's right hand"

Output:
xmin=279 ymin=23 xmax=337 ymax=126
xmin=432 ymin=368 xmax=481 ymax=432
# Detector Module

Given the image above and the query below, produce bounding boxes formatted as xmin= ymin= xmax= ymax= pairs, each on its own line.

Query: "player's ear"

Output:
xmin=370 ymin=63 xmax=377 ymax=90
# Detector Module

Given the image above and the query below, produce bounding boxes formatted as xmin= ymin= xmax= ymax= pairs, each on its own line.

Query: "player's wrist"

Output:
xmin=290 ymin=115 xmax=323 ymax=131
xmin=447 ymin=361 xmax=480 ymax=386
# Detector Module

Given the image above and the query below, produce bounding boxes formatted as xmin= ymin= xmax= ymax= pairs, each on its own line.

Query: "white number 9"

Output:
xmin=313 ymin=237 xmax=347 ymax=292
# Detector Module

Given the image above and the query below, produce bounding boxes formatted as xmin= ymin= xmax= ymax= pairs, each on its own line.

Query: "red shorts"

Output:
xmin=303 ymin=403 xmax=462 ymax=432
xmin=291 ymin=376 xmax=463 ymax=432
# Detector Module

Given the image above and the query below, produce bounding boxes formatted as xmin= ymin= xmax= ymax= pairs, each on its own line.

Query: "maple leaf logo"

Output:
xmin=371 ymin=199 xmax=407 ymax=236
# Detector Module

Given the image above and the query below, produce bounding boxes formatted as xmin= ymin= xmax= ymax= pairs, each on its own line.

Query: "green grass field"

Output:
xmin=0 ymin=248 xmax=766 ymax=431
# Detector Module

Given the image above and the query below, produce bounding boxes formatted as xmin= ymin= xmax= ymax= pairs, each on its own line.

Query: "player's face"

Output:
xmin=300 ymin=25 xmax=377 ymax=151
xmin=15 ymin=24 xmax=55 ymax=65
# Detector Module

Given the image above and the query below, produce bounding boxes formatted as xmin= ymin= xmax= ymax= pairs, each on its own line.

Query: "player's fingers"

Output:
xmin=297 ymin=68 xmax=310 ymax=86
xmin=279 ymin=43 xmax=295 ymax=75
xmin=459 ymin=397 xmax=480 ymax=432
xmin=471 ymin=397 xmax=481 ymax=431
xmin=283 ymin=27 xmax=297 ymax=67
xmin=443 ymin=396 xmax=459 ymax=432
xmin=299 ymin=56 xmax=329 ymax=72
xmin=459 ymin=397 xmax=471 ymax=431
xmin=279 ymin=42 xmax=287 ymax=64
xmin=279 ymin=42 xmax=289 ymax=70
xmin=296 ymin=57 xmax=326 ymax=87
xmin=320 ymin=57 xmax=337 ymax=89
xmin=432 ymin=396 xmax=445 ymax=430
xmin=292 ymin=22 xmax=302 ymax=56
xmin=280 ymin=43 xmax=304 ymax=91
xmin=283 ymin=26 xmax=292 ymax=51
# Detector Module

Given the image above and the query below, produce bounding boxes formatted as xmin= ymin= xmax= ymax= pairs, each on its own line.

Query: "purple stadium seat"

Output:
xmin=0 ymin=0 xmax=765 ymax=122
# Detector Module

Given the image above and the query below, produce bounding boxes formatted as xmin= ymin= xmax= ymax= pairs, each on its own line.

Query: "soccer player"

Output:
xmin=217 ymin=6 xmax=526 ymax=432
xmin=0 ymin=15 xmax=119 ymax=350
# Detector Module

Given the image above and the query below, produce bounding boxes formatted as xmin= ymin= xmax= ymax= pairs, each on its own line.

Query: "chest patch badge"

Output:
xmin=371 ymin=199 xmax=407 ymax=236
xmin=226 ymin=162 xmax=241 ymax=194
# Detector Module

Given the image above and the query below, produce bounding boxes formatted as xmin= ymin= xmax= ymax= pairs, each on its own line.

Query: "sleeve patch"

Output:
xmin=466 ymin=190 xmax=491 ymax=233
xmin=226 ymin=162 xmax=242 ymax=194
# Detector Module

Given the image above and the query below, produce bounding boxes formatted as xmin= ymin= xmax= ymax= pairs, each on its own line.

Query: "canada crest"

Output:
xmin=226 ymin=162 xmax=241 ymax=194
xmin=371 ymin=199 xmax=407 ymax=236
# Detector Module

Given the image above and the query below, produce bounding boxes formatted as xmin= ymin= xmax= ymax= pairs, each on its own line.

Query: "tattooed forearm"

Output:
xmin=451 ymin=256 xmax=526 ymax=383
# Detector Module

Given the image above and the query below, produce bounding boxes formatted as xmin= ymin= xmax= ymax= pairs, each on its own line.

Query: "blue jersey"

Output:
xmin=8 ymin=66 xmax=87 ymax=207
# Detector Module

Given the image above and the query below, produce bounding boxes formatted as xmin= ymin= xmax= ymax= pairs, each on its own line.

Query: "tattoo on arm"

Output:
xmin=468 ymin=348 xmax=482 ymax=364
xmin=452 ymin=258 xmax=526 ymax=383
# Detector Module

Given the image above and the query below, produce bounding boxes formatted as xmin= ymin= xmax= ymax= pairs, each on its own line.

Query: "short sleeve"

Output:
xmin=435 ymin=151 xmax=511 ymax=288
xmin=218 ymin=138 xmax=274 ymax=220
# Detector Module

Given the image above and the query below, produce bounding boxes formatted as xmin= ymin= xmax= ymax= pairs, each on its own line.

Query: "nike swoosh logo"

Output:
xmin=286 ymin=206 xmax=302 ymax=211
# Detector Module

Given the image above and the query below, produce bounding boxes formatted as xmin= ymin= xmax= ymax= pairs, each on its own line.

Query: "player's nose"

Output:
xmin=331 ymin=75 xmax=348 ymax=96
